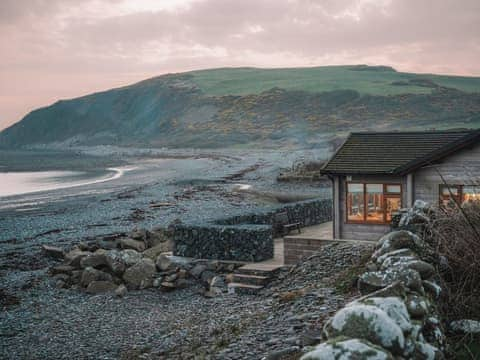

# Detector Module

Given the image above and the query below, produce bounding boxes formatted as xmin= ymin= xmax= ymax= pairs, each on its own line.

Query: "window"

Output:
xmin=439 ymin=185 xmax=480 ymax=207
xmin=346 ymin=183 xmax=402 ymax=224
xmin=347 ymin=183 xmax=364 ymax=221
xmin=366 ymin=184 xmax=384 ymax=222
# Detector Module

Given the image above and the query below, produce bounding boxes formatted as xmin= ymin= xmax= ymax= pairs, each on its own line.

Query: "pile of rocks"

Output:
xmin=43 ymin=228 xmax=238 ymax=297
xmin=301 ymin=229 xmax=445 ymax=359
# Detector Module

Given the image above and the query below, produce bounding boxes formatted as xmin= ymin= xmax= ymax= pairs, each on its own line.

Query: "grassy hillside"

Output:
xmin=1 ymin=65 xmax=479 ymax=149
xmin=189 ymin=65 xmax=480 ymax=96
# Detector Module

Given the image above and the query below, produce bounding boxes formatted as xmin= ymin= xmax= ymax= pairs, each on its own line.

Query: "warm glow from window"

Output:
xmin=439 ymin=185 xmax=480 ymax=207
xmin=366 ymin=184 xmax=384 ymax=222
xmin=347 ymin=183 xmax=364 ymax=221
xmin=346 ymin=183 xmax=401 ymax=224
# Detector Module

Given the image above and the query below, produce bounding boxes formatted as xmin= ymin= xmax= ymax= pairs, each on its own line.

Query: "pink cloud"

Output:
xmin=0 ymin=0 xmax=479 ymax=130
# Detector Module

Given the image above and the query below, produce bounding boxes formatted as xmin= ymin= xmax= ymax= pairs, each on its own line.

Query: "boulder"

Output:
xmin=143 ymin=243 xmax=171 ymax=260
xmin=190 ymin=263 xmax=207 ymax=278
xmin=354 ymin=297 xmax=412 ymax=333
xmin=449 ymin=319 xmax=480 ymax=334
xmin=80 ymin=267 xmax=113 ymax=287
xmin=104 ymin=250 xmax=127 ymax=275
xmin=381 ymin=258 xmax=436 ymax=280
xmin=65 ymin=248 xmax=92 ymax=268
xmin=414 ymin=341 xmax=444 ymax=360
xmin=301 ymin=338 xmax=394 ymax=360
xmin=160 ymin=282 xmax=176 ymax=291
xmin=86 ymin=280 xmax=117 ymax=294
xmin=406 ymin=295 xmax=430 ymax=319
xmin=358 ymin=268 xmax=423 ymax=295
xmin=373 ymin=231 xmax=423 ymax=259
xmin=123 ymin=258 xmax=156 ymax=289
xmin=118 ymin=249 xmax=142 ymax=267
xmin=200 ymin=270 xmax=216 ymax=284
xmin=80 ymin=250 xmax=108 ymax=269
xmin=115 ymin=284 xmax=128 ymax=298
xmin=42 ymin=245 xmax=65 ymax=259
xmin=155 ymin=254 xmax=173 ymax=271
xmin=376 ymin=248 xmax=417 ymax=265
xmin=119 ymin=238 xmax=146 ymax=252
xmin=129 ymin=228 xmax=147 ymax=241
xmin=323 ymin=305 xmax=405 ymax=354
xmin=50 ymin=265 xmax=75 ymax=276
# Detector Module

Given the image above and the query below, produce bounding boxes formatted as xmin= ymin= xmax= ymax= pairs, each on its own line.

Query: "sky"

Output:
xmin=0 ymin=0 xmax=479 ymax=130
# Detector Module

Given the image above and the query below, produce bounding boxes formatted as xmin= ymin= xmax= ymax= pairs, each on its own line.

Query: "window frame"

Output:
xmin=345 ymin=182 xmax=402 ymax=225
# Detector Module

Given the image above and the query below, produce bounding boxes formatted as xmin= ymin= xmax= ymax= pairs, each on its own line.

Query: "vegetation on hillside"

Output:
xmin=1 ymin=65 xmax=480 ymax=149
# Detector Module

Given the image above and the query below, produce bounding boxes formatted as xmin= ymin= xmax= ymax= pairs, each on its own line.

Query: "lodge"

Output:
xmin=320 ymin=130 xmax=480 ymax=240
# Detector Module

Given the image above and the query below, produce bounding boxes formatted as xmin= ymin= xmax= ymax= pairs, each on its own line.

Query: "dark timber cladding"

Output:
xmin=320 ymin=130 xmax=480 ymax=176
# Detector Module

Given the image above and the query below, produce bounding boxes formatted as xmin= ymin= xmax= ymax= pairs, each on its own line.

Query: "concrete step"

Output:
xmin=231 ymin=273 xmax=269 ymax=286
xmin=227 ymin=282 xmax=263 ymax=295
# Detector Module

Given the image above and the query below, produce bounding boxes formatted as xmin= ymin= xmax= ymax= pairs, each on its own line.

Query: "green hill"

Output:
xmin=1 ymin=65 xmax=480 ymax=149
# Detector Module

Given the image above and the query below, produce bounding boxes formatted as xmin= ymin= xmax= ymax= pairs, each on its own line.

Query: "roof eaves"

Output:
xmin=320 ymin=133 xmax=353 ymax=175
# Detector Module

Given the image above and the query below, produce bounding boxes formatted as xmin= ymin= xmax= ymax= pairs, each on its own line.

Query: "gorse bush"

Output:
xmin=424 ymin=201 xmax=480 ymax=320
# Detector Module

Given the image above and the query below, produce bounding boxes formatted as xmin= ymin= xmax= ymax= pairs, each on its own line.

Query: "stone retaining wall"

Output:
xmin=173 ymin=224 xmax=273 ymax=262
xmin=300 ymin=203 xmax=445 ymax=359
xmin=173 ymin=199 xmax=332 ymax=262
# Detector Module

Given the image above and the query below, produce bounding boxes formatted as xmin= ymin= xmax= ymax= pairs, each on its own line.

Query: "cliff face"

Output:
xmin=1 ymin=66 xmax=480 ymax=149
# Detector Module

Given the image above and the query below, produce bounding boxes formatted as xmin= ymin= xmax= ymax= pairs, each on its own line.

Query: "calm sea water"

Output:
xmin=0 ymin=168 xmax=127 ymax=198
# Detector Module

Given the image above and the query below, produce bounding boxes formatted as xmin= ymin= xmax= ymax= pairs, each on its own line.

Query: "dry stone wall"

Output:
xmin=301 ymin=202 xmax=445 ymax=360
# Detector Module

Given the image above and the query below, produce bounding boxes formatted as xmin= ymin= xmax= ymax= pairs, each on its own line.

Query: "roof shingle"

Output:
xmin=321 ymin=130 xmax=480 ymax=175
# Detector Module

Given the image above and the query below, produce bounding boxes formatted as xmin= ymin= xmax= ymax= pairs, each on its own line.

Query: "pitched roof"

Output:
xmin=321 ymin=129 xmax=480 ymax=175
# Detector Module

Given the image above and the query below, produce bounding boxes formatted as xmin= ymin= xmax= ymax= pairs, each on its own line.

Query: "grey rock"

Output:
xmin=129 ymin=228 xmax=147 ymax=241
xmin=119 ymin=238 xmax=146 ymax=252
xmin=104 ymin=250 xmax=126 ymax=275
xmin=118 ymin=249 xmax=142 ymax=267
xmin=353 ymin=297 xmax=412 ymax=333
xmin=301 ymin=338 xmax=394 ymax=360
xmin=414 ymin=341 xmax=444 ymax=360
xmin=358 ymin=267 xmax=423 ymax=294
xmin=450 ymin=319 xmax=480 ymax=334
xmin=190 ymin=264 xmax=207 ymax=278
xmin=406 ymin=295 xmax=430 ymax=319
xmin=86 ymin=280 xmax=117 ymax=294
xmin=80 ymin=250 xmax=108 ymax=268
xmin=65 ymin=248 xmax=92 ymax=268
xmin=50 ymin=265 xmax=75 ymax=276
xmin=323 ymin=305 xmax=405 ymax=354
xmin=81 ymin=267 xmax=113 ymax=287
xmin=114 ymin=284 xmax=128 ymax=298
xmin=42 ymin=245 xmax=65 ymax=259
xmin=123 ymin=258 xmax=156 ymax=289
xmin=155 ymin=254 xmax=173 ymax=271
xmin=160 ymin=282 xmax=176 ymax=291
xmin=373 ymin=230 xmax=423 ymax=259
xmin=143 ymin=243 xmax=170 ymax=260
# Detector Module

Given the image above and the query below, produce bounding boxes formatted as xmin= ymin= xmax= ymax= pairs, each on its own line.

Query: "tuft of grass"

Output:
xmin=332 ymin=253 xmax=371 ymax=295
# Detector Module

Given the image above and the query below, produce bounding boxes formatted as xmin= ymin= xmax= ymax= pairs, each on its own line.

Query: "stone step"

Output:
xmin=227 ymin=282 xmax=263 ymax=295
xmin=235 ymin=264 xmax=284 ymax=277
xmin=231 ymin=273 xmax=269 ymax=286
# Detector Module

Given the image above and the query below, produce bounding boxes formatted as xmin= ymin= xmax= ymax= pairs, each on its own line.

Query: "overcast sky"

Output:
xmin=1 ymin=0 xmax=479 ymax=130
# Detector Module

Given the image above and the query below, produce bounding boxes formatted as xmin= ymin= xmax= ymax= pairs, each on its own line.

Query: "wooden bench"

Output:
xmin=274 ymin=211 xmax=302 ymax=236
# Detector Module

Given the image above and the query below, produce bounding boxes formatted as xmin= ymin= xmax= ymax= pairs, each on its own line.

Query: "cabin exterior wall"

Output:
xmin=413 ymin=142 xmax=480 ymax=204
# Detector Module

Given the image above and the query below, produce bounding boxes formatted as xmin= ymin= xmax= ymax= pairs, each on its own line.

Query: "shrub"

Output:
xmin=424 ymin=201 xmax=480 ymax=320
